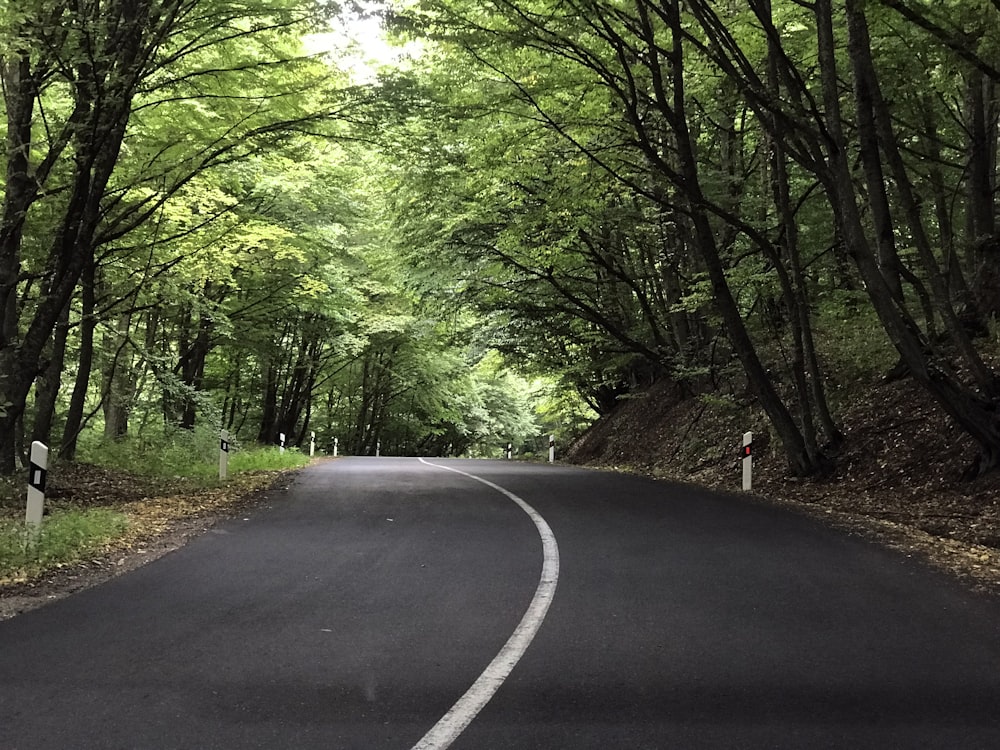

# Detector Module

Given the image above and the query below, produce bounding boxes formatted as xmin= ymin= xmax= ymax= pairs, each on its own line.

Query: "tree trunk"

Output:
xmin=843 ymin=4 xmax=909 ymax=308
xmin=848 ymin=2 xmax=997 ymax=393
xmin=31 ymin=301 xmax=71 ymax=446
xmin=763 ymin=0 xmax=840 ymax=449
xmin=920 ymin=103 xmax=972 ymax=303
xmin=0 ymin=55 xmax=35 ymax=354
xmin=102 ymin=312 xmax=135 ymax=441
xmin=0 ymin=0 xmax=180 ymax=473
xmin=967 ymin=70 xmax=996 ymax=246
xmin=178 ymin=310 xmax=213 ymax=430
xmin=820 ymin=0 xmax=1000 ymax=475
xmin=60 ymin=262 xmax=97 ymax=460
xmin=656 ymin=0 xmax=821 ymax=476
xmin=257 ymin=358 xmax=279 ymax=445
xmin=967 ymin=72 xmax=1000 ymax=318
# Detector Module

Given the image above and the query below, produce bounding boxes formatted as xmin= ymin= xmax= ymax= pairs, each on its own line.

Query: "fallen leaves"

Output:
xmin=566 ymin=376 xmax=1000 ymax=596
xmin=0 ymin=464 xmax=298 ymax=619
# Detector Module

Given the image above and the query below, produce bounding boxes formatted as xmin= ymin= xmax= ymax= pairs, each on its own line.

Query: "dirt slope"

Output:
xmin=565 ymin=377 xmax=1000 ymax=594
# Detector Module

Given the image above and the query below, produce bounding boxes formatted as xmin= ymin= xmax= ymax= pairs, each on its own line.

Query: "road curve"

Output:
xmin=411 ymin=458 xmax=559 ymax=750
xmin=2 ymin=457 xmax=999 ymax=749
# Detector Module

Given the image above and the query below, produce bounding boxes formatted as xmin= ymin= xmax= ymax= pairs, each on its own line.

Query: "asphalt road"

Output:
xmin=2 ymin=457 xmax=1000 ymax=749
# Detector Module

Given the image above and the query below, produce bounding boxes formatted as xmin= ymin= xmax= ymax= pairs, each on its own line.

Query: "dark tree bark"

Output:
xmin=257 ymin=358 xmax=280 ymax=445
xmin=920 ymin=104 xmax=972 ymax=303
xmin=846 ymin=2 xmax=996 ymax=392
xmin=651 ymin=0 xmax=822 ymax=475
xmin=102 ymin=312 xmax=135 ymax=441
xmin=30 ymin=301 xmax=71 ymax=446
xmin=967 ymin=71 xmax=996 ymax=246
xmin=0 ymin=0 xmax=182 ymax=472
xmin=966 ymin=72 xmax=1000 ymax=319
xmin=818 ymin=0 xmax=1000 ymax=476
xmin=0 ymin=55 xmax=35 ymax=355
xmin=762 ymin=0 xmax=841 ymax=449
xmin=60 ymin=262 xmax=97 ymax=460
xmin=177 ymin=310 xmax=213 ymax=430
xmin=844 ymin=8 xmax=907 ymax=306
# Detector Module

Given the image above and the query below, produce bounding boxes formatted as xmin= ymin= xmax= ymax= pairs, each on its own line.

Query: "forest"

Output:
xmin=1 ymin=0 xmax=999 ymax=480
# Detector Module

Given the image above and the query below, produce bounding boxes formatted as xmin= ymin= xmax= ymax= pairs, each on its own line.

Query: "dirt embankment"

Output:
xmin=565 ymin=377 xmax=1000 ymax=595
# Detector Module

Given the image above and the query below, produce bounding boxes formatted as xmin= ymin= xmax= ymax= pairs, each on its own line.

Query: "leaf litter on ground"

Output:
xmin=0 ymin=461 xmax=300 ymax=619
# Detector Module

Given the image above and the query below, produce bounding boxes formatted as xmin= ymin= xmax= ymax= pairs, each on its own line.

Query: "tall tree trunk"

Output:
xmin=652 ymin=0 xmax=821 ymax=475
xmin=819 ymin=0 xmax=1000 ymax=475
xmin=967 ymin=72 xmax=1000 ymax=319
xmin=178 ymin=310 xmax=213 ymax=430
xmin=223 ymin=350 xmax=244 ymax=432
xmin=763 ymin=0 xmax=841 ymax=448
xmin=920 ymin=103 xmax=972 ymax=303
xmin=846 ymin=14 xmax=906 ymax=306
xmin=0 ymin=0 xmax=180 ymax=472
xmin=31 ymin=301 xmax=71 ymax=446
xmin=848 ymin=2 xmax=997 ymax=392
xmin=257 ymin=358 xmax=279 ymax=445
xmin=967 ymin=70 xmax=996 ymax=247
xmin=60 ymin=262 xmax=97 ymax=460
xmin=0 ymin=54 xmax=38 ymax=473
xmin=0 ymin=55 xmax=35 ymax=352
xmin=102 ymin=312 xmax=134 ymax=441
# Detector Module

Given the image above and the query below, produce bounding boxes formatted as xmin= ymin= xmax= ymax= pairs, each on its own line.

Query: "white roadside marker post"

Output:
xmin=742 ymin=431 xmax=753 ymax=492
xmin=548 ymin=434 xmax=555 ymax=464
xmin=506 ymin=442 xmax=513 ymax=460
xmin=310 ymin=431 xmax=316 ymax=457
xmin=219 ymin=430 xmax=230 ymax=481
xmin=26 ymin=441 xmax=48 ymax=544
xmin=333 ymin=437 xmax=339 ymax=457
xmin=279 ymin=432 xmax=286 ymax=455
xmin=376 ymin=440 xmax=381 ymax=458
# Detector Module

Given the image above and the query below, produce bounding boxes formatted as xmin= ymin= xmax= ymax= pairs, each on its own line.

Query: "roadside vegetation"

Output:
xmin=0 ymin=508 xmax=128 ymax=584
xmin=78 ymin=427 xmax=311 ymax=481
xmin=566 ymin=316 xmax=1000 ymax=593
xmin=0 ymin=438 xmax=309 ymax=587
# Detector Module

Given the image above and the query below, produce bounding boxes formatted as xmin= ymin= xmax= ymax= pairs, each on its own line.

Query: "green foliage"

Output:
xmin=6 ymin=0 xmax=998 ymax=480
xmin=229 ymin=447 xmax=311 ymax=473
xmin=814 ymin=301 xmax=896 ymax=395
xmin=0 ymin=509 xmax=128 ymax=582
xmin=78 ymin=427 xmax=308 ymax=480
xmin=80 ymin=427 xmax=221 ymax=478
xmin=531 ymin=377 xmax=597 ymax=441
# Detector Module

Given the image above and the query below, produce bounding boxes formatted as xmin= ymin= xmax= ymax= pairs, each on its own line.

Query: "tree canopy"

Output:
xmin=1 ymin=0 xmax=999 ymax=476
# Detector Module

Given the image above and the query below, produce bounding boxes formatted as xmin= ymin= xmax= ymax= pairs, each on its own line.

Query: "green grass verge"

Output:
xmin=81 ymin=432 xmax=311 ymax=481
xmin=0 ymin=508 xmax=128 ymax=583
xmin=2 ymin=432 xmax=310 ymax=583
xmin=227 ymin=446 xmax=311 ymax=473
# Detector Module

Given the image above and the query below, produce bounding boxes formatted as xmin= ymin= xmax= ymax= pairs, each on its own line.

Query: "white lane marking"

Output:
xmin=412 ymin=458 xmax=560 ymax=750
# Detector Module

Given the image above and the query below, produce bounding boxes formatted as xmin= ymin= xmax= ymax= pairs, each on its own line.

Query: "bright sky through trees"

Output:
xmin=303 ymin=1 xmax=416 ymax=82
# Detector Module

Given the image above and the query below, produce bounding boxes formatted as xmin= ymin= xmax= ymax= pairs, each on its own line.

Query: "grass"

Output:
xmin=0 ymin=508 xmax=128 ymax=584
xmin=228 ymin=446 xmax=311 ymax=473
xmin=80 ymin=428 xmax=311 ymax=481
xmin=1 ymin=429 xmax=311 ymax=586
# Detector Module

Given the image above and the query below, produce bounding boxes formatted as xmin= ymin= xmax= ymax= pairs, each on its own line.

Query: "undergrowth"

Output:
xmin=0 ymin=508 xmax=128 ymax=583
xmin=0 ymin=429 xmax=309 ymax=584
xmin=79 ymin=427 xmax=310 ymax=480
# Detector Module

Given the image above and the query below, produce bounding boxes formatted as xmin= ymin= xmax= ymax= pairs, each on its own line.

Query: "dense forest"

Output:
xmin=1 ymin=0 xmax=999 ymax=479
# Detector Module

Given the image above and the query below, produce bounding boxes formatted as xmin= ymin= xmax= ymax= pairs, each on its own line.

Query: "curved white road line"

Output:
xmin=412 ymin=458 xmax=560 ymax=750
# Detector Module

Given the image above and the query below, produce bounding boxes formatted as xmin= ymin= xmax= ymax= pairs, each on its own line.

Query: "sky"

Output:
xmin=303 ymin=2 xmax=419 ymax=83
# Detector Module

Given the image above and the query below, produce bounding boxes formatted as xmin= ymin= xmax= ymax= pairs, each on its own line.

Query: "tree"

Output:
xmin=0 ymin=0 xmax=342 ymax=470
